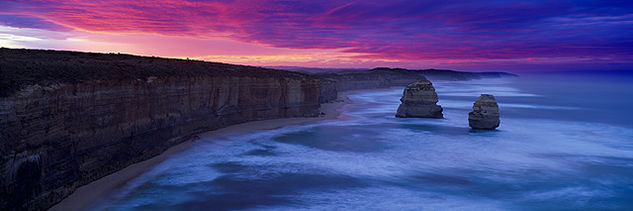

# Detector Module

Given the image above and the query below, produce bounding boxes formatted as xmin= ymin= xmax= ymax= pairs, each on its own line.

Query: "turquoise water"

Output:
xmin=94 ymin=75 xmax=633 ymax=210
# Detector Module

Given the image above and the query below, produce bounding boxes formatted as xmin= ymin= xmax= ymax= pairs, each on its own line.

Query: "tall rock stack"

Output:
xmin=468 ymin=94 xmax=500 ymax=130
xmin=395 ymin=80 xmax=443 ymax=118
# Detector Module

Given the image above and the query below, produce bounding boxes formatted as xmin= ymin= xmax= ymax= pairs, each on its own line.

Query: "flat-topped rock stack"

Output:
xmin=395 ymin=80 xmax=443 ymax=118
xmin=468 ymin=94 xmax=500 ymax=130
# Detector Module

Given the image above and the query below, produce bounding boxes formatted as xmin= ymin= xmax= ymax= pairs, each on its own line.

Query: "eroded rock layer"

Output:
xmin=395 ymin=80 xmax=443 ymax=118
xmin=468 ymin=94 xmax=500 ymax=130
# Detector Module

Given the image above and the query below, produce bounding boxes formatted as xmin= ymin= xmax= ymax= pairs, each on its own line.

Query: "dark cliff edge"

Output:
xmin=0 ymin=48 xmax=321 ymax=210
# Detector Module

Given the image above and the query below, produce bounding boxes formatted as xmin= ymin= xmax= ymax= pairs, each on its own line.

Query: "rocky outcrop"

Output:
xmin=395 ymin=80 xmax=443 ymax=118
xmin=468 ymin=94 xmax=500 ymax=130
xmin=0 ymin=49 xmax=321 ymax=210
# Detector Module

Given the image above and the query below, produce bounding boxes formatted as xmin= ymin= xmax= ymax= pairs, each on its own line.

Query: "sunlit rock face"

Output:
xmin=468 ymin=94 xmax=500 ymax=130
xmin=395 ymin=80 xmax=443 ymax=118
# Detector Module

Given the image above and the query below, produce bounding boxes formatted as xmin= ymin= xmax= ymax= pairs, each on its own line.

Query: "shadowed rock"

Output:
xmin=468 ymin=94 xmax=500 ymax=130
xmin=395 ymin=80 xmax=443 ymax=118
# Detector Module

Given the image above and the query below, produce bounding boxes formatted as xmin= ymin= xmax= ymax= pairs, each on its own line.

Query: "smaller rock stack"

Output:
xmin=468 ymin=94 xmax=500 ymax=130
xmin=395 ymin=80 xmax=443 ymax=118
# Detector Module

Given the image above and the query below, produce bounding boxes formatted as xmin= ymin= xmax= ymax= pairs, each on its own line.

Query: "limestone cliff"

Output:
xmin=395 ymin=80 xmax=443 ymax=118
xmin=0 ymin=49 xmax=321 ymax=210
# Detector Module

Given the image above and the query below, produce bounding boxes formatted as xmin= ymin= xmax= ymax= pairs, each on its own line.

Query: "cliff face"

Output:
xmin=0 ymin=49 xmax=321 ymax=210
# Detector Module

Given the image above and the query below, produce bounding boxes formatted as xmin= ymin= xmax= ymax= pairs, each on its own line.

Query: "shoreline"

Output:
xmin=50 ymin=93 xmax=352 ymax=211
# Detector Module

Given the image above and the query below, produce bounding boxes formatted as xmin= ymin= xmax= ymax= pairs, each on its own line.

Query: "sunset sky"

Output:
xmin=1 ymin=0 xmax=632 ymax=72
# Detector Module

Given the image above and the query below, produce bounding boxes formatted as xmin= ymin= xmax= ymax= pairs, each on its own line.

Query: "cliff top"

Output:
xmin=0 ymin=48 xmax=313 ymax=97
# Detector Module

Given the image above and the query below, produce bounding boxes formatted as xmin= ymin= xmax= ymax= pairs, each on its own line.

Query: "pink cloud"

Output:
xmin=1 ymin=0 xmax=632 ymax=71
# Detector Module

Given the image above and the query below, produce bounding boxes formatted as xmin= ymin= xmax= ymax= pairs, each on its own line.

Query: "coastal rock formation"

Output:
xmin=395 ymin=80 xmax=443 ymax=118
xmin=0 ymin=48 xmax=321 ymax=210
xmin=0 ymin=48 xmax=518 ymax=210
xmin=468 ymin=94 xmax=500 ymax=130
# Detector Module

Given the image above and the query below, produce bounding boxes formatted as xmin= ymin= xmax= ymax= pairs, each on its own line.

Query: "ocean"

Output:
xmin=93 ymin=74 xmax=633 ymax=210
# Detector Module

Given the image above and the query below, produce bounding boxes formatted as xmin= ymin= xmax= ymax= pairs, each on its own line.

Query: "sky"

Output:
xmin=1 ymin=0 xmax=632 ymax=72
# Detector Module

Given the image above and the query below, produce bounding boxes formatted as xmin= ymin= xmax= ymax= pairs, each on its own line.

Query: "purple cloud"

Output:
xmin=0 ymin=14 xmax=72 ymax=31
xmin=0 ymin=0 xmax=631 ymax=70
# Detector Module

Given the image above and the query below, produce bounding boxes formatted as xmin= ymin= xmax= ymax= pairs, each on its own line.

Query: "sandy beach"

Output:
xmin=50 ymin=93 xmax=351 ymax=211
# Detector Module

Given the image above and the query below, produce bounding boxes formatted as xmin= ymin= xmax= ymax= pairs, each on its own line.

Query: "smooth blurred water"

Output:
xmin=94 ymin=75 xmax=633 ymax=210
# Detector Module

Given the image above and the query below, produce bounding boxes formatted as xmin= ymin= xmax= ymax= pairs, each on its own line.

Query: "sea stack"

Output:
xmin=468 ymin=94 xmax=500 ymax=130
xmin=395 ymin=80 xmax=443 ymax=118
